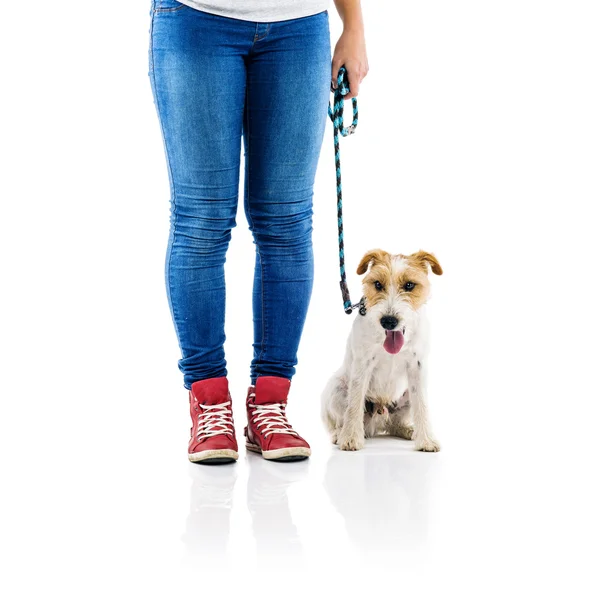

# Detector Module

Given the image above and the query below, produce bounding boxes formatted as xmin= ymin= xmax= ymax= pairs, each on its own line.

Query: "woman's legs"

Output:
xmin=149 ymin=5 xmax=254 ymax=389
xmin=150 ymin=4 xmax=331 ymax=390
xmin=243 ymin=12 xmax=332 ymax=385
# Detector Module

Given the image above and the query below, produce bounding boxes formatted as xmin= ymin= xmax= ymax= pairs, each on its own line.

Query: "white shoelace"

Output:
xmin=248 ymin=393 xmax=298 ymax=437
xmin=196 ymin=401 xmax=234 ymax=441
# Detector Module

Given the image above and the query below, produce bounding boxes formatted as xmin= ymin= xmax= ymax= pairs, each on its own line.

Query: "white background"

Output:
xmin=1 ymin=1 xmax=590 ymax=598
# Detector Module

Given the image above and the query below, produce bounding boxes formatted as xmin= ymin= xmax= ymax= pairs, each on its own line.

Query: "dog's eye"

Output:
xmin=374 ymin=281 xmax=383 ymax=291
xmin=404 ymin=281 xmax=416 ymax=291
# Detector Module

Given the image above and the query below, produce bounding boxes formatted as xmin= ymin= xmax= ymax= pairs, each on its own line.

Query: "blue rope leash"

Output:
xmin=328 ymin=67 xmax=365 ymax=315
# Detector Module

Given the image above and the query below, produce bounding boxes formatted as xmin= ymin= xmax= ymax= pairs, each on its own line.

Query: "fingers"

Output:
xmin=331 ymin=61 xmax=368 ymax=98
xmin=343 ymin=65 xmax=368 ymax=99
xmin=344 ymin=70 xmax=361 ymax=99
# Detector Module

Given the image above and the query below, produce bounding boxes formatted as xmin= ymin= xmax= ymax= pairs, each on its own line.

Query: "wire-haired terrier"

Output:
xmin=321 ymin=249 xmax=443 ymax=452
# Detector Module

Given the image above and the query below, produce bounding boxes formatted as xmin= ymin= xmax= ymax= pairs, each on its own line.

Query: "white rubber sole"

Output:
xmin=245 ymin=440 xmax=311 ymax=461
xmin=188 ymin=448 xmax=238 ymax=464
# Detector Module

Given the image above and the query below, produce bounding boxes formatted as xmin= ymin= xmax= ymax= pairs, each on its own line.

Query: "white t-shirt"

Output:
xmin=176 ymin=0 xmax=330 ymax=22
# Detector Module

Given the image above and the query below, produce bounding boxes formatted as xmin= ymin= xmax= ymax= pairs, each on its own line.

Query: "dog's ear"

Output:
xmin=411 ymin=250 xmax=443 ymax=275
xmin=356 ymin=249 xmax=390 ymax=275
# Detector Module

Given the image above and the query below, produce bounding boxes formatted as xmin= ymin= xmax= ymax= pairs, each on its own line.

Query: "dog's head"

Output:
xmin=356 ymin=249 xmax=443 ymax=354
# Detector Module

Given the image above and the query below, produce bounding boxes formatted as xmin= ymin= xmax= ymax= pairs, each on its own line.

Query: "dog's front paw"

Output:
xmin=415 ymin=438 xmax=441 ymax=452
xmin=338 ymin=429 xmax=365 ymax=451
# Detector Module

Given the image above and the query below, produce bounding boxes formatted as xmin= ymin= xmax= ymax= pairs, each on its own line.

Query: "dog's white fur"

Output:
xmin=321 ymin=250 xmax=441 ymax=452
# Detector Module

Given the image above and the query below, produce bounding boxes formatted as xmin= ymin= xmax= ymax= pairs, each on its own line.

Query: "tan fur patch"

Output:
xmin=357 ymin=249 xmax=443 ymax=311
xmin=356 ymin=249 xmax=391 ymax=276
xmin=357 ymin=249 xmax=393 ymax=308
xmin=408 ymin=250 xmax=443 ymax=276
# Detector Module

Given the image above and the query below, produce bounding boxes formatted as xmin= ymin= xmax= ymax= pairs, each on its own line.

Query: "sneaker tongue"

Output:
xmin=253 ymin=376 xmax=291 ymax=405
xmin=190 ymin=377 xmax=229 ymax=405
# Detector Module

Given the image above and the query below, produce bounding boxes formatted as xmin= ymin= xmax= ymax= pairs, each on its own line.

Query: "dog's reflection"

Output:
xmin=183 ymin=462 xmax=238 ymax=558
xmin=324 ymin=440 xmax=440 ymax=557
xmin=246 ymin=452 xmax=308 ymax=563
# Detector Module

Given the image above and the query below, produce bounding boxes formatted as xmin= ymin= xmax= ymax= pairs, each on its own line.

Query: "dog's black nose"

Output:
xmin=380 ymin=315 xmax=399 ymax=330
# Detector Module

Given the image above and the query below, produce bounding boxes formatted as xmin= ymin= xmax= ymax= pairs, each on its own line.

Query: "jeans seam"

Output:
xmin=149 ymin=11 xmax=182 ymax=366
xmin=243 ymin=76 xmax=266 ymax=384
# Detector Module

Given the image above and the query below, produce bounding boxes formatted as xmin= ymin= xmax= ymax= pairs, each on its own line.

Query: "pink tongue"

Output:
xmin=384 ymin=330 xmax=404 ymax=354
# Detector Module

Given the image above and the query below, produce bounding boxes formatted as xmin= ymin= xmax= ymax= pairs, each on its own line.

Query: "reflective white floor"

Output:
xmin=3 ymin=394 xmax=589 ymax=599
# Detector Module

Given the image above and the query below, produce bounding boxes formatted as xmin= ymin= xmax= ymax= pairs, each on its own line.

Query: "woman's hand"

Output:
xmin=332 ymin=0 xmax=368 ymax=99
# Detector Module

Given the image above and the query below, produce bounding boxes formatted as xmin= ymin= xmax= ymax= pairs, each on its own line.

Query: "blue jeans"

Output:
xmin=148 ymin=1 xmax=331 ymax=389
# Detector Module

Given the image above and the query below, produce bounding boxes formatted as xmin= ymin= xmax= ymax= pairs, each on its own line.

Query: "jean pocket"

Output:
xmin=153 ymin=0 xmax=188 ymax=13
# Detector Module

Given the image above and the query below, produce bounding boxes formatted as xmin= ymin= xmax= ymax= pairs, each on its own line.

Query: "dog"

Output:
xmin=321 ymin=249 xmax=442 ymax=452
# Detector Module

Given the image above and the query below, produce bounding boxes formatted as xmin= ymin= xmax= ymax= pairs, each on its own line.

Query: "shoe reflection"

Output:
xmin=246 ymin=453 xmax=309 ymax=562
xmin=182 ymin=462 xmax=238 ymax=557
xmin=323 ymin=439 xmax=440 ymax=558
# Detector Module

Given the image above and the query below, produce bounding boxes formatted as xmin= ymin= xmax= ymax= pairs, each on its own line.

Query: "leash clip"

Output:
xmin=346 ymin=124 xmax=356 ymax=136
xmin=349 ymin=296 xmax=366 ymax=316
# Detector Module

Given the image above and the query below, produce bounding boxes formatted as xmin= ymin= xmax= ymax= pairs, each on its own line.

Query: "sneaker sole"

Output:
xmin=245 ymin=440 xmax=311 ymax=462
xmin=188 ymin=449 xmax=238 ymax=464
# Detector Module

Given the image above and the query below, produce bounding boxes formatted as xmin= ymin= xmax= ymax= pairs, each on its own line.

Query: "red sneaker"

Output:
xmin=244 ymin=376 xmax=311 ymax=462
xmin=188 ymin=376 xmax=238 ymax=464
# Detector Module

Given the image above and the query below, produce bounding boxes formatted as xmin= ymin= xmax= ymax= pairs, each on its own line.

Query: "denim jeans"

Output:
xmin=148 ymin=0 xmax=331 ymax=389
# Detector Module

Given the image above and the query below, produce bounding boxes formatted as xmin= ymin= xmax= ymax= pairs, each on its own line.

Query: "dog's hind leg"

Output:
xmin=337 ymin=363 xmax=372 ymax=451
xmin=321 ymin=375 xmax=346 ymax=444
xmin=323 ymin=407 xmax=341 ymax=444
xmin=386 ymin=404 xmax=414 ymax=440
xmin=328 ymin=418 xmax=341 ymax=444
